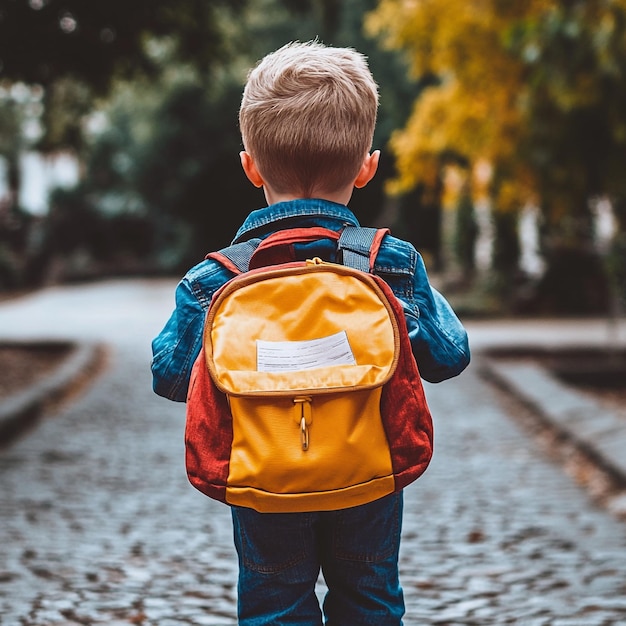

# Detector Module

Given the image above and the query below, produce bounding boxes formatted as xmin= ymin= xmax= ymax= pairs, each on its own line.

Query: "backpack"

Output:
xmin=185 ymin=225 xmax=433 ymax=513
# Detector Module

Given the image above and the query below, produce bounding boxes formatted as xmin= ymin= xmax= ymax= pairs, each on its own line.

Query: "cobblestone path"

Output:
xmin=0 ymin=280 xmax=625 ymax=625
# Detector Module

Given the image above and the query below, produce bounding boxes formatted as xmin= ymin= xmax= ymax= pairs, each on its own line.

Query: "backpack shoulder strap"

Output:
xmin=205 ymin=238 xmax=262 ymax=274
xmin=207 ymin=225 xmax=391 ymax=274
xmin=338 ymin=226 xmax=389 ymax=273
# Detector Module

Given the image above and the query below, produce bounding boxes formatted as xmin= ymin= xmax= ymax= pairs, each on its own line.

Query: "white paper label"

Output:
xmin=256 ymin=330 xmax=356 ymax=372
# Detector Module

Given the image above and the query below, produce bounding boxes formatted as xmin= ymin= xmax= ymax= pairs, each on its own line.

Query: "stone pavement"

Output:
xmin=469 ymin=318 xmax=626 ymax=503
xmin=0 ymin=279 xmax=625 ymax=625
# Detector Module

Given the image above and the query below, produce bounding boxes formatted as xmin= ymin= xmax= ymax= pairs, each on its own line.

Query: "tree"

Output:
xmin=367 ymin=0 xmax=626 ymax=312
xmin=366 ymin=1 xmax=527 ymax=205
xmin=0 ymin=0 xmax=252 ymax=283
xmin=1 ymin=1 xmax=430 ymax=286
xmin=0 ymin=89 xmax=26 ymax=207
xmin=0 ymin=0 xmax=248 ymax=156
xmin=0 ymin=0 xmax=244 ymax=93
xmin=0 ymin=83 xmax=46 ymax=288
xmin=73 ymin=0 xmax=426 ymax=267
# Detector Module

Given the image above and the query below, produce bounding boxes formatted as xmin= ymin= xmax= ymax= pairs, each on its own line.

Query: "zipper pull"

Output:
xmin=293 ymin=396 xmax=312 ymax=451
xmin=306 ymin=257 xmax=324 ymax=266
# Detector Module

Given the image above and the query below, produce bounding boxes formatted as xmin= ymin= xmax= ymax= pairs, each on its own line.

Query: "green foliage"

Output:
xmin=0 ymin=0 xmax=244 ymax=92
xmin=37 ymin=78 xmax=93 ymax=153
xmin=62 ymin=69 xmax=265 ymax=270
xmin=1 ymin=0 xmax=426 ymax=287
xmin=506 ymin=2 xmax=626 ymax=232
xmin=39 ymin=185 xmax=165 ymax=283
xmin=0 ymin=94 xmax=22 ymax=160
xmin=56 ymin=0 xmax=423 ymax=270
xmin=132 ymin=76 xmax=264 ymax=261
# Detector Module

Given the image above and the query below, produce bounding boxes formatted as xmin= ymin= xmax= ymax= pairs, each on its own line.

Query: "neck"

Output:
xmin=263 ymin=186 xmax=353 ymax=207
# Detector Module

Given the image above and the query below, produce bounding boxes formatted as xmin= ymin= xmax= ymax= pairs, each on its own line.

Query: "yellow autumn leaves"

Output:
xmin=366 ymin=0 xmax=626 ymax=219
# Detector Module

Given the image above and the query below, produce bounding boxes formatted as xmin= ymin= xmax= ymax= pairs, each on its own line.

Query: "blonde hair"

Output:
xmin=239 ymin=40 xmax=379 ymax=197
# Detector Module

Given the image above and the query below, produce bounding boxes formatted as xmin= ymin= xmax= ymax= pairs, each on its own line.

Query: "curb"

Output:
xmin=0 ymin=342 xmax=106 ymax=446
xmin=479 ymin=355 xmax=626 ymax=488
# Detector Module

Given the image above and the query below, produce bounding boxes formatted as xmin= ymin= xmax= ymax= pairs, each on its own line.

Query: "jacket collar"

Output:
xmin=232 ymin=199 xmax=360 ymax=244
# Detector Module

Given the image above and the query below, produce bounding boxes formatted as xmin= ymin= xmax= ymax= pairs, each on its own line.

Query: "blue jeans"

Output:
xmin=231 ymin=491 xmax=405 ymax=625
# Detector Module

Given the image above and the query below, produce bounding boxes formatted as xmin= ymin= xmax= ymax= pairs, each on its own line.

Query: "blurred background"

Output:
xmin=1 ymin=6 xmax=626 ymax=622
xmin=0 ymin=0 xmax=625 ymax=319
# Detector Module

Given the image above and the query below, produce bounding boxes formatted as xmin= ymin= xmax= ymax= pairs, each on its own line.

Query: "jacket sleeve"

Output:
xmin=151 ymin=258 xmax=237 ymax=401
xmin=405 ymin=252 xmax=471 ymax=383
xmin=151 ymin=277 xmax=206 ymax=402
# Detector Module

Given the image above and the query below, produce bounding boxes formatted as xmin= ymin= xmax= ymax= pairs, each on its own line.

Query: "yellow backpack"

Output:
xmin=185 ymin=226 xmax=433 ymax=513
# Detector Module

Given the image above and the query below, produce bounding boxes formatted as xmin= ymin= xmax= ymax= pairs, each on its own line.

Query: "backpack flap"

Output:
xmin=206 ymin=261 xmax=399 ymax=394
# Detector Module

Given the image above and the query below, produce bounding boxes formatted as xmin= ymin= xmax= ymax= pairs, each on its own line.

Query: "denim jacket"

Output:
xmin=151 ymin=199 xmax=470 ymax=402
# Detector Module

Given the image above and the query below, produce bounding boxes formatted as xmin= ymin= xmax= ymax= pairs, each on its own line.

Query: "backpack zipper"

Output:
xmin=294 ymin=396 xmax=312 ymax=451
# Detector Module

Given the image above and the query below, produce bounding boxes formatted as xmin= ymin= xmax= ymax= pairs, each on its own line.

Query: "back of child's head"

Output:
xmin=239 ymin=40 xmax=379 ymax=198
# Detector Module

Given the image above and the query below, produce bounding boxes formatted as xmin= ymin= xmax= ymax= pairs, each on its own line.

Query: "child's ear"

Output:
xmin=354 ymin=150 xmax=380 ymax=189
xmin=240 ymin=151 xmax=265 ymax=188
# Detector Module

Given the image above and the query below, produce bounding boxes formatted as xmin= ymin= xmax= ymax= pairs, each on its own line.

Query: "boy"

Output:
xmin=151 ymin=40 xmax=470 ymax=626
